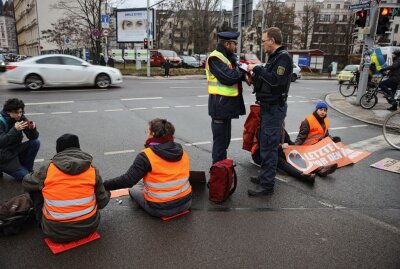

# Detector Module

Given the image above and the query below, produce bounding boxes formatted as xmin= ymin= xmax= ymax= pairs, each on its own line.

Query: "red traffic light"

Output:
xmin=144 ymin=38 xmax=148 ymax=49
xmin=356 ymin=10 xmax=366 ymax=18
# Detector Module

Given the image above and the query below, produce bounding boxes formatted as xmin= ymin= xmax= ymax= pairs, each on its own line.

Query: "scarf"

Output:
xmin=144 ymin=135 xmax=174 ymax=147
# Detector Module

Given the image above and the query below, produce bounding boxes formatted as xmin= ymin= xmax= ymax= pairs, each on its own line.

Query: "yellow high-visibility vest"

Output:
xmin=205 ymin=50 xmax=239 ymax=96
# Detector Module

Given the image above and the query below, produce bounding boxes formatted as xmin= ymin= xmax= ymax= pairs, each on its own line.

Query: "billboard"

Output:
xmin=116 ymin=8 xmax=156 ymax=43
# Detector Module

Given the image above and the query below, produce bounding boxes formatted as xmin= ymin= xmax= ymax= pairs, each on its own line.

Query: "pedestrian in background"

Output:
xmin=206 ymin=31 xmax=249 ymax=164
xmin=107 ymin=54 xmax=115 ymax=67
xmin=23 ymin=133 xmax=110 ymax=243
xmin=162 ymin=59 xmax=171 ymax=77
xmin=247 ymin=27 xmax=293 ymax=196
xmin=103 ymin=118 xmax=192 ymax=218
xmin=0 ymin=98 xmax=40 ymax=181
xmin=99 ymin=53 xmax=106 ymax=66
xmin=327 ymin=63 xmax=333 ymax=79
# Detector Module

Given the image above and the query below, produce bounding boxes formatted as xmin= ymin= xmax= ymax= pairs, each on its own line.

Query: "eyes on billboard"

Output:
xmin=116 ymin=8 xmax=156 ymax=43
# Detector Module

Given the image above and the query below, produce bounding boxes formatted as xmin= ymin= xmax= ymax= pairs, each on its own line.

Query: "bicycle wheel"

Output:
xmin=339 ymin=82 xmax=356 ymax=97
xmin=383 ymin=110 xmax=400 ymax=150
xmin=360 ymin=93 xmax=378 ymax=109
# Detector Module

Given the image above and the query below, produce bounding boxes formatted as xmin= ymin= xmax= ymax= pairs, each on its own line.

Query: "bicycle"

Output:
xmin=359 ymin=74 xmax=390 ymax=109
xmin=382 ymin=108 xmax=400 ymax=150
xmin=339 ymin=71 xmax=359 ymax=97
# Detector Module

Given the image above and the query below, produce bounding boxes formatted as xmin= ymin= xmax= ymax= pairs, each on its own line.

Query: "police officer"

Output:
xmin=247 ymin=27 xmax=293 ymax=196
xmin=206 ymin=32 xmax=248 ymax=164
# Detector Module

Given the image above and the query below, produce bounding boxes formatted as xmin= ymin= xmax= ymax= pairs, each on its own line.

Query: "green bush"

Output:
xmin=115 ymin=63 xmax=205 ymax=76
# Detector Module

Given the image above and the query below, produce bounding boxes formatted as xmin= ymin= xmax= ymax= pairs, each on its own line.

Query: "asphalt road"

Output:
xmin=0 ymin=77 xmax=399 ymax=269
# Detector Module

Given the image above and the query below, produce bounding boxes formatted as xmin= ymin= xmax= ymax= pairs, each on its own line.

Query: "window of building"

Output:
xmin=335 ymin=15 xmax=339 ymax=21
xmin=344 ymin=5 xmax=348 ymax=9
xmin=319 ymin=25 xmax=324 ymax=32
xmin=327 ymin=4 xmax=331 ymax=8
xmin=180 ymin=21 xmax=183 ymax=28
xmin=325 ymin=14 xmax=330 ymax=21
xmin=343 ymin=15 xmax=347 ymax=21
xmin=395 ymin=24 xmax=399 ymax=34
xmin=336 ymin=4 xmax=340 ymax=9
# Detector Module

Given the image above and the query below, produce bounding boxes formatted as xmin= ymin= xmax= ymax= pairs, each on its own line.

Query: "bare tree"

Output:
xmin=300 ymin=4 xmax=320 ymax=50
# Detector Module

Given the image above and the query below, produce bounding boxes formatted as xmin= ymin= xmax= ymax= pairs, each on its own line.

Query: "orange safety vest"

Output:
xmin=142 ymin=148 xmax=191 ymax=203
xmin=42 ymin=163 xmax=97 ymax=222
xmin=303 ymin=114 xmax=330 ymax=145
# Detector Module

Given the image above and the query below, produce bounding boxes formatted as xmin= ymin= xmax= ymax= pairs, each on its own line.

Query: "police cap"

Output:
xmin=217 ymin=32 xmax=240 ymax=42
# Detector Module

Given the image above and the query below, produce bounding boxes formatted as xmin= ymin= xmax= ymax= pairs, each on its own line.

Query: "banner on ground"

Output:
xmin=284 ymin=137 xmax=371 ymax=174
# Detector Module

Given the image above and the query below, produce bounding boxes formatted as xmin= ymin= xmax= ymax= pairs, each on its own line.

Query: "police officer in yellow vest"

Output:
xmin=206 ymin=32 xmax=246 ymax=164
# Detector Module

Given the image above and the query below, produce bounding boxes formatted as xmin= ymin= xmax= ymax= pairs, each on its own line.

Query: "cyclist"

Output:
xmin=379 ymin=50 xmax=400 ymax=111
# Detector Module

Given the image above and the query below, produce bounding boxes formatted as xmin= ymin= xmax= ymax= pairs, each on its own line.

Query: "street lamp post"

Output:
xmin=147 ymin=0 xmax=151 ymax=77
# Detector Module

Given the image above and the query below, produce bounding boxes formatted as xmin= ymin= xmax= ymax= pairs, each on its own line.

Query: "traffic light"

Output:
xmin=355 ymin=10 xmax=367 ymax=28
xmin=144 ymin=38 xmax=148 ymax=49
xmin=377 ymin=8 xmax=392 ymax=35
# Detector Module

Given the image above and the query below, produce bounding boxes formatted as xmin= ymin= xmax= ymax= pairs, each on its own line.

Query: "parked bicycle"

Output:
xmin=359 ymin=74 xmax=394 ymax=109
xmin=383 ymin=108 xmax=400 ymax=150
xmin=339 ymin=71 xmax=359 ymax=97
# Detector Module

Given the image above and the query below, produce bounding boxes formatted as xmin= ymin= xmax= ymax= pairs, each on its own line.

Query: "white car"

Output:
xmin=292 ymin=63 xmax=302 ymax=82
xmin=5 ymin=54 xmax=123 ymax=90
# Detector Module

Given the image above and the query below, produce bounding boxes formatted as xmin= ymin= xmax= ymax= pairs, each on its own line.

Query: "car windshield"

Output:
xmin=0 ymin=54 xmax=5 ymax=61
xmin=181 ymin=56 xmax=197 ymax=61
xmin=159 ymin=50 xmax=178 ymax=57
xmin=244 ymin=54 xmax=259 ymax=60
xmin=343 ymin=65 xmax=358 ymax=71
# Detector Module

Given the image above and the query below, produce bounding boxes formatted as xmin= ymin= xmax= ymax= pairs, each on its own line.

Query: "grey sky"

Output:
xmin=120 ymin=0 xmax=233 ymax=10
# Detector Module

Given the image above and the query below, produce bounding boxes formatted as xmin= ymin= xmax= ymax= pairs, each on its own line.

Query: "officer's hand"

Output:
xmin=14 ymin=121 xmax=28 ymax=131
xmin=244 ymin=73 xmax=252 ymax=86
xmin=248 ymin=64 xmax=256 ymax=71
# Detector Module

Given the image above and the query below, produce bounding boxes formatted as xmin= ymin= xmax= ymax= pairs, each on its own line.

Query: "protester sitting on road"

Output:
xmin=294 ymin=101 xmax=339 ymax=176
xmin=0 ymin=98 xmax=40 ymax=181
xmin=103 ymin=118 xmax=192 ymax=218
xmin=22 ymin=134 xmax=110 ymax=243
xmin=379 ymin=50 xmax=400 ymax=111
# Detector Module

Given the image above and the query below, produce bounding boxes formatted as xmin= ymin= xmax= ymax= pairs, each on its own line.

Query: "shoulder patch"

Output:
xmin=277 ymin=66 xmax=286 ymax=75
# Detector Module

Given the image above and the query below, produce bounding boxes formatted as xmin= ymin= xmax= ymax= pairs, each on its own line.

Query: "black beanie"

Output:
xmin=56 ymin=133 xmax=80 ymax=153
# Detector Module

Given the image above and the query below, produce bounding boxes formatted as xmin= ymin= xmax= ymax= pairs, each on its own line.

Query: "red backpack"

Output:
xmin=208 ymin=159 xmax=237 ymax=203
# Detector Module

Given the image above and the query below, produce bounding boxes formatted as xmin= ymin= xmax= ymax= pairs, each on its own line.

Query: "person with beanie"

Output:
xmin=22 ymin=133 xmax=110 ymax=243
xmin=103 ymin=118 xmax=192 ymax=218
xmin=0 ymin=98 xmax=40 ymax=181
xmin=294 ymin=101 xmax=340 ymax=177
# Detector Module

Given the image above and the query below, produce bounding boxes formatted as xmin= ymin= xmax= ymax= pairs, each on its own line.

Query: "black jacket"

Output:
xmin=253 ymin=46 xmax=293 ymax=104
xmin=208 ymin=44 xmax=246 ymax=119
xmin=385 ymin=58 xmax=400 ymax=83
xmin=0 ymin=110 xmax=39 ymax=170
xmin=103 ymin=141 xmax=192 ymax=210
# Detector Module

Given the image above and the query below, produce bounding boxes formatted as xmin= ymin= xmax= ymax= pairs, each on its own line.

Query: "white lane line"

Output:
xmin=330 ymin=127 xmax=348 ymax=130
xmin=287 ymin=101 xmax=295 ymax=103
xmin=195 ymin=104 xmax=207 ymax=107
xmin=51 ymin=111 xmax=72 ymax=114
xmin=31 ymin=89 xmax=107 ymax=93
xmin=104 ymin=109 xmax=124 ymax=112
xmin=121 ymin=97 xmax=163 ymax=101
xmin=351 ymin=125 xmax=368 ymax=128
xmin=104 ymin=149 xmax=135 ymax=155
xmin=34 ymin=158 xmax=44 ymax=163
xmin=174 ymin=105 xmax=191 ymax=108
xmin=25 ymin=101 xmax=74 ymax=105
xmin=298 ymin=100 xmax=310 ymax=103
xmin=197 ymin=95 xmax=208 ymax=97
xmin=231 ymin=137 xmax=243 ymax=141
xmin=185 ymin=141 xmax=211 ymax=146
xmin=288 ymin=131 xmax=299 ymax=135
xmin=129 ymin=107 xmax=147 ymax=110
xmin=25 ymin=112 xmax=45 ymax=116
xmin=78 ymin=110 xmax=98 ymax=113
xmin=170 ymin=86 xmax=204 ymax=89
xmin=348 ymin=135 xmax=389 ymax=152
xmin=152 ymin=106 xmax=169 ymax=109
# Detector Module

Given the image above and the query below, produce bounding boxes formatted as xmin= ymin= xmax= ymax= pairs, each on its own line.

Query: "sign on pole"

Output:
xmin=64 ymin=36 xmax=71 ymax=47
xmin=102 ymin=29 xmax=110 ymax=37
xmin=101 ymin=14 xmax=110 ymax=28
xmin=348 ymin=2 xmax=370 ymax=10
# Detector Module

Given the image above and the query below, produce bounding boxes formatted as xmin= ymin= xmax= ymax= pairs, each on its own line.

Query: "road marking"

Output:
xmin=288 ymin=131 xmax=299 ymax=135
xmin=31 ymin=89 xmax=108 ymax=93
xmin=78 ymin=110 xmax=98 ymax=113
xmin=51 ymin=111 xmax=72 ymax=114
xmin=25 ymin=101 xmax=74 ymax=105
xmin=231 ymin=137 xmax=242 ymax=141
xmin=24 ymin=112 xmax=45 ymax=116
xmin=152 ymin=106 xmax=169 ymax=109
xmin=174 ymin=105 xmax=191 ymax=108
xmin=129 ymin=107 xmax=147 ymax=110
xmin=330 ymin=127 xmax=347 ymax=130
xmin=298 ymin=100 xmax=310 ymax=103
xmin=347 ymin=135 xmax=389 ymax=152
xmin=34 ymin=159 xmax=44 ymax=163
xmin=104 ymin=109 xmax=124 ymax=112
xmin=197 ymin=95 xmax=208 ymax=97
xmin=104 ymin=149 xmax=135 ymax=155
xmin=121 ymin=97 xmax=162 ymax=101
xmin=185 ymin=141 xmax=211 ymax=146
xmin=351 ymin=125 xmax=368 ymax=128
xmin=195 ymin=104 xmax=207 ymax=107
xmin=170 ymin=86 xmax=204 ymax=89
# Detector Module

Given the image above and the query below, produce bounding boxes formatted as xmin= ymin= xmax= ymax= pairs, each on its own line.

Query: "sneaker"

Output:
xmin=250 ymin=176 xmax=260 ymax=184
xmin=248 ymin=185 xmax=274 ymax=196
xmin=314 ymin=164 xmax=338 ymax=177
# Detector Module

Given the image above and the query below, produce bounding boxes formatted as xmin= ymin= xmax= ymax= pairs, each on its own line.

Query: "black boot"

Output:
xmin=314 ymin=164 xmax=338 ymax=177
xmin=248 ymin=185 xmax=274 ymax=196
xmin=387 ymin=102 xmax=398 ymax=111
xmin=250 ymin=176 xmax=260 ymax=184
xmin=299 ymin=173 xmax=316 ymax=183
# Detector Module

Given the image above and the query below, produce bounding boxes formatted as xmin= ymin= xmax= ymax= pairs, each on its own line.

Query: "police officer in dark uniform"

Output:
xmin=247 ymin=27 xmax=293 ymax=196
xmin=206 ymin=32 xmax=249 ymax=164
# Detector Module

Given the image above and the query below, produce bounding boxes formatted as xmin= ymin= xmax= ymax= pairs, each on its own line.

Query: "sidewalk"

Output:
xmin=326 ymin=91 xmax=395 ymax=127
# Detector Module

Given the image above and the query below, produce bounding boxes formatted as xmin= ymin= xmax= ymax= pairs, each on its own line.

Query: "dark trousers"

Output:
xmin=29 ymin=191 xmax=44 ymax=225
xmin=3 ymin=139 xmax=40 ymax=181
xmin=277 ymin=157 xmax=304 ymax=178
xmin=164 ymin=68 xmax=170 ymax=77
xmin=259 ymin=104 xmax=287 ymax=187
xmin=211 ymin=118 xmax=231 ymax=164
xmin=379 ymin=80 xmax=398 ymax=103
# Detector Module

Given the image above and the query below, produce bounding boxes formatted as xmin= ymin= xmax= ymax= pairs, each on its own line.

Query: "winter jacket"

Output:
xmin=22 ymin=148 xmax=110 ymax=242
xmin=0 ymin=110 xmax=39 ymax=171
xmin=207 ymin=43 xmax=246 ymax=119
xmin=103 ymin=141 xmax=192 ymax=211
xmin=295 ymin=111 xmax=331 ymax=145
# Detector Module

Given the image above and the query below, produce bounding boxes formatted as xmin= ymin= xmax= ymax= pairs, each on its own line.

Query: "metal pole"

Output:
xmin=260 ymin=4 xmax=265 ymax=62
xmin=237 ymin=0 xmax=242 ymax=55
xmin=147 ymin=0 xmax=151 ymax=77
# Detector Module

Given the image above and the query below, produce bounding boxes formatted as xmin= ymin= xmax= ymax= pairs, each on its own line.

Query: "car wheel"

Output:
xmin=291 ymin=74 xmax=297 ymax=82
xmin=25 ymin=74 xmax=43 ymax=90
xmin=95 ymin=73 xmax=111 ymax=88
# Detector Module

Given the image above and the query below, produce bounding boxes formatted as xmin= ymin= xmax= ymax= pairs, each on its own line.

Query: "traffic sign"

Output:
xmin=91 ymin=29 xmax=101 ymax=39
xmin=101 ymin=14 xmax=110 ymax=28
xmin=64 ymin=36 xmax=71 ymax=46
xmin=348 ymin=2 xmax=370 ymax=10
xmin=102 ymin=29 xmax=110 ymax=37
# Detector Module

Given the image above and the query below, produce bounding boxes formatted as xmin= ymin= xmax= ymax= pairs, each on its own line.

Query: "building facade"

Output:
xmin=0 ymin=0 xmax=17 ymax=53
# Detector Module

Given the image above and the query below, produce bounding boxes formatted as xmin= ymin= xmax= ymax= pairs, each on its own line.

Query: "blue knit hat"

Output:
xmin=315 ymin=101 xmax=328 ymax=110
